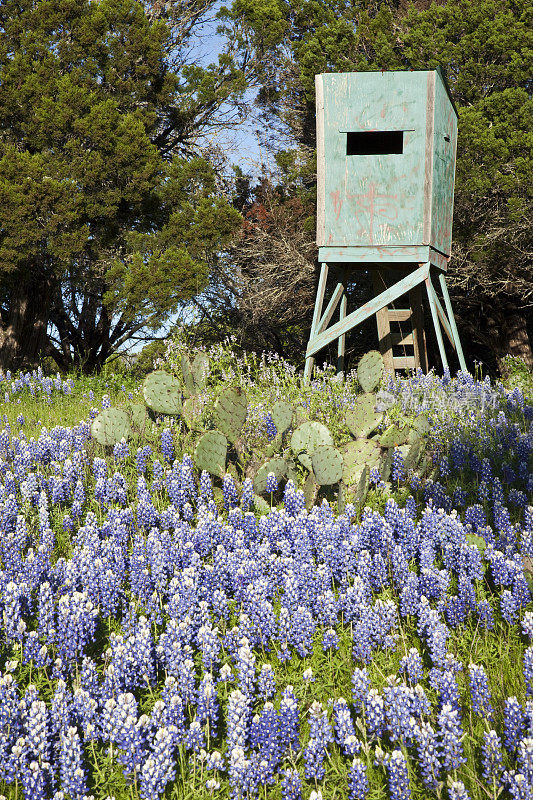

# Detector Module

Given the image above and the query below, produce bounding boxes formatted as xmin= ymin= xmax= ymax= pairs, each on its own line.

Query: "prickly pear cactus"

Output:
xmin=271 ymin=401 xmax=294 ymax=434
xmin=303 ymin=471 xmax=318 ymax=510
xmin=181 ymin=355 xmax=196 ymax=396
xmin=191 ymin=352 xmax=209 ymax=390
xmin=253 ymin=494 xmax=271 ymax=515
xmin=312 ymin=445 xmax=343 ymax=485
xmin=412 ymin=414 xmax=430 ymax=435
xmin=129 ymin=403 xmax=149 ymax=431
xmin=380 ymin=448 xmax=393 ymax=482
xmin=357 ymin=350 xmax=384 ymax=393
xmin=290 ymin=421 xmax=333 ymax=469
xmin=341 ymin=439 xmax=381 ymax=484
xmin=379 ymin=424 xmax=409 ymax=448
xmin=92 ymin=408 xmax=132 ymax=447
xmin=253 ymin=457 xmax=287 ymax=494
xmin=354 ymin=464 xmax=370 ymax=508
xmin=194 ymin=430 xmax=227 ymax=477
xmin=143 ymin=371 xmax=182 ymax=415
xmin=182 ymin=396 xmax=203 ymax=430
xmin=404 ymin=437 xmax=424 ymax=472
xmin=346 ymin=394 xmax=383 ymax=439
xmin=213 ymin=387 xmax=248 ymax=443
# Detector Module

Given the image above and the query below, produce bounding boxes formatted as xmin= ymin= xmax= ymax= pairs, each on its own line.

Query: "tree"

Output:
xmin=223 ymin=0 xmax=533 ymax=370
xmin=0 ymin=0 xmax=243 ymax=371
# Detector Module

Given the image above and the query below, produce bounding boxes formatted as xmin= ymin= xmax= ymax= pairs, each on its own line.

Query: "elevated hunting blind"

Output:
xmin=305 ymin=68 xmax=466 ymax=379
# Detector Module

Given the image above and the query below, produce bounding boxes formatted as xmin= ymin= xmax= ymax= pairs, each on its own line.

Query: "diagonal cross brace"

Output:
xmin=306 ymin=262 xmax=431 ymax=359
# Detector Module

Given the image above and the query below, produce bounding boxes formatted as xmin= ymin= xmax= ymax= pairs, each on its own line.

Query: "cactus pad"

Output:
xmin=91 ymin=408 xmax=132 ymax=447
xmin=271 ymin=401 xmax=294 ymax=434
xmin=194 ymin=431 xmax=227 ymax=476
xmin=191 ymin=352 xmax=209 ymax=390
xmin=404 ymin=438 xmax=424 ymax=472
xmin=303 ymin=472 xmax=318 ymax=510
xmin=129 ymin=403 xmax=149 ymax=431
xmin=413 ymin=414 xmax=430 ymax=435
xmin=379 ymin=424 xmax=409 ymax=448
xmin=143 ymin=371 xmax=182 ymax=415
xmin=290 ymin=421 xmax=333 ymax=461
xmin=380 ymin=448 xmax=393 ymax=482
xmin=312 ymin=445 xmax=343 ymax=485
xmin=213 ymin=387 xmax=248 ymax=442
xmin=341 ymin=439 xmax=381 ymax=484
xmin=182 ymin=396 xmax=203 ymax=430
xmin=254 ymin=494 xmax=271 ymax=515
xmin=357 ymin=350 xmax=384 ymax=393
xmin=180 ymin=355 xmax=196 ymax=396
xmin=354 ymin=464 xmax=370 ymax=508
xmin=346 ymin=394 xmax=383 ymax=438
xmin=467 ymin=533 xmax=487 ymax=556
xmin=253 ymin=457 xmax=287 ymax=494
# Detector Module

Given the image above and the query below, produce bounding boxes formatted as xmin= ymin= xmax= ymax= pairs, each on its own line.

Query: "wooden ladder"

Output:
xmin=373 ymin=274 xmax=428 ymax=373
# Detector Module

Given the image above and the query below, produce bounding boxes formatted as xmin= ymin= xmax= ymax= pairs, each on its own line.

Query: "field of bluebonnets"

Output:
xmin=0 ymin=339 xmax=532 ymax=800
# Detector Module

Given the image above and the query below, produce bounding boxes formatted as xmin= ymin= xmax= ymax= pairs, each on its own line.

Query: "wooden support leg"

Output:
xmin=304 ymin=262 xmax=329 ymax=382
xmin=409 ymin=283 xmax=428 ymax=373
xmin=425 ymin=270 xmax=449 ymax=372
xmin=373 ymin=271 xmax=394 ymax=373
xmin=337 ymin=270 xmax=347 ymax=375
xmin=438 ymin=273 xmax=467 ymax=373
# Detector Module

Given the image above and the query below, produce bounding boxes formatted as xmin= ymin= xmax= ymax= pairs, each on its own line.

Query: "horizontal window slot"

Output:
xmin=346 ymin=130 xmax=404 ymax=155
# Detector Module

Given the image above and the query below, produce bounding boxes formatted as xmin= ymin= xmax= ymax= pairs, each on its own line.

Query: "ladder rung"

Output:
xmin=393 ymin=356 xmax=416 ymax=370
xmin=391 ymin=332 xmax=414 ymax=347
xmin=388 ymin=309 xmax=411 ymax=322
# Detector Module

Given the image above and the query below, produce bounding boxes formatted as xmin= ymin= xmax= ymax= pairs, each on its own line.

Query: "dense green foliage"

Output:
xmin=0 ymin=0 xmax=241 ymax=371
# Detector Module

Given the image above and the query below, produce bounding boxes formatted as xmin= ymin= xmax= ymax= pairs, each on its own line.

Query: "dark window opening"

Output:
xmin=346 ymin=130 xmax=404 ymax=155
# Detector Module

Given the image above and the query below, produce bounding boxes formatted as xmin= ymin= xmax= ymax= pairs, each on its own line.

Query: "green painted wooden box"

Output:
xmin=316 ymin=69 xmax=457 ymax=267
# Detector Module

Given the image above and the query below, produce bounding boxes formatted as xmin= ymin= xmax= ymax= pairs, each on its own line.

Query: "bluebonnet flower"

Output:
xmin=468 ymin=663 xmax=493 ymax=717
xmin=241 ymin=478 xmax=255 ymax=511
xmin=197 ymin=673 xmax=219 ymax=733
xmin=264 ymin=412 xmax=277 ymax=442
xmin=481 ymin=729 xmax=504 ymax=782
xmin=517 ymin=737 xmax=533 ymax=786
xmin=476 ymin=599 xmax=495 ymax=630
xmin=385 ymin=749 xmax=412 ymax=800
xmin=448 ymin=781 xmax=471 ymax=800
xmin=258 ymin=664 xmax=276 ymax=700
xmin=413 ymin=721 xmax=440 ymax=790
xmin=322 ymin=627 xmax=339 ymax=651
xmin=399 ymin=649 xmax=423 ymax=685
xmin=502 ymin=771 xmax=533 ymax=800
xmin=226 ymin=690 xmax=251 ymax=752
xmin=348 ymin=757 xmax=369 ymax=799
xmin=222 ymin=474 xmax=239 ymax=510
xmin=280 ymin=768 xmax=302 ymax=800
xmin=266 ymin=472 xmax=278 ymax=493
xmin=236 ymin=639 xmax=256 ymax=697
xmin=59 ymin=726 xmax=87 ymax=799
xmin=364 ymin=690 xmax=384 ymax=739
xmin=504 ymin=697 xmax=526 ymax=754
xmin=525 ymin=647 xmax=533 ymax=697
xmin=161 ymin=428 xmax=174 ymax=464
xmin=438 ymin=704 xmax=466 ymax=771
xmin=140 ymin=726 xmax=176 ymax=799
xmin=392 ymin=449 xmax=405 ymax=482
xmin=279 ymin=686 xmax=299 ymax=754
xmin=333 ymin=698 xmax=360 ymax=755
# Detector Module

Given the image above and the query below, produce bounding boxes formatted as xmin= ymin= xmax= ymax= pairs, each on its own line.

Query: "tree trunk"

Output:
xmin=0 ymin=278 xmax=54 ymax=372
xmin=487 ymin=302 xmax=533 ymax=372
